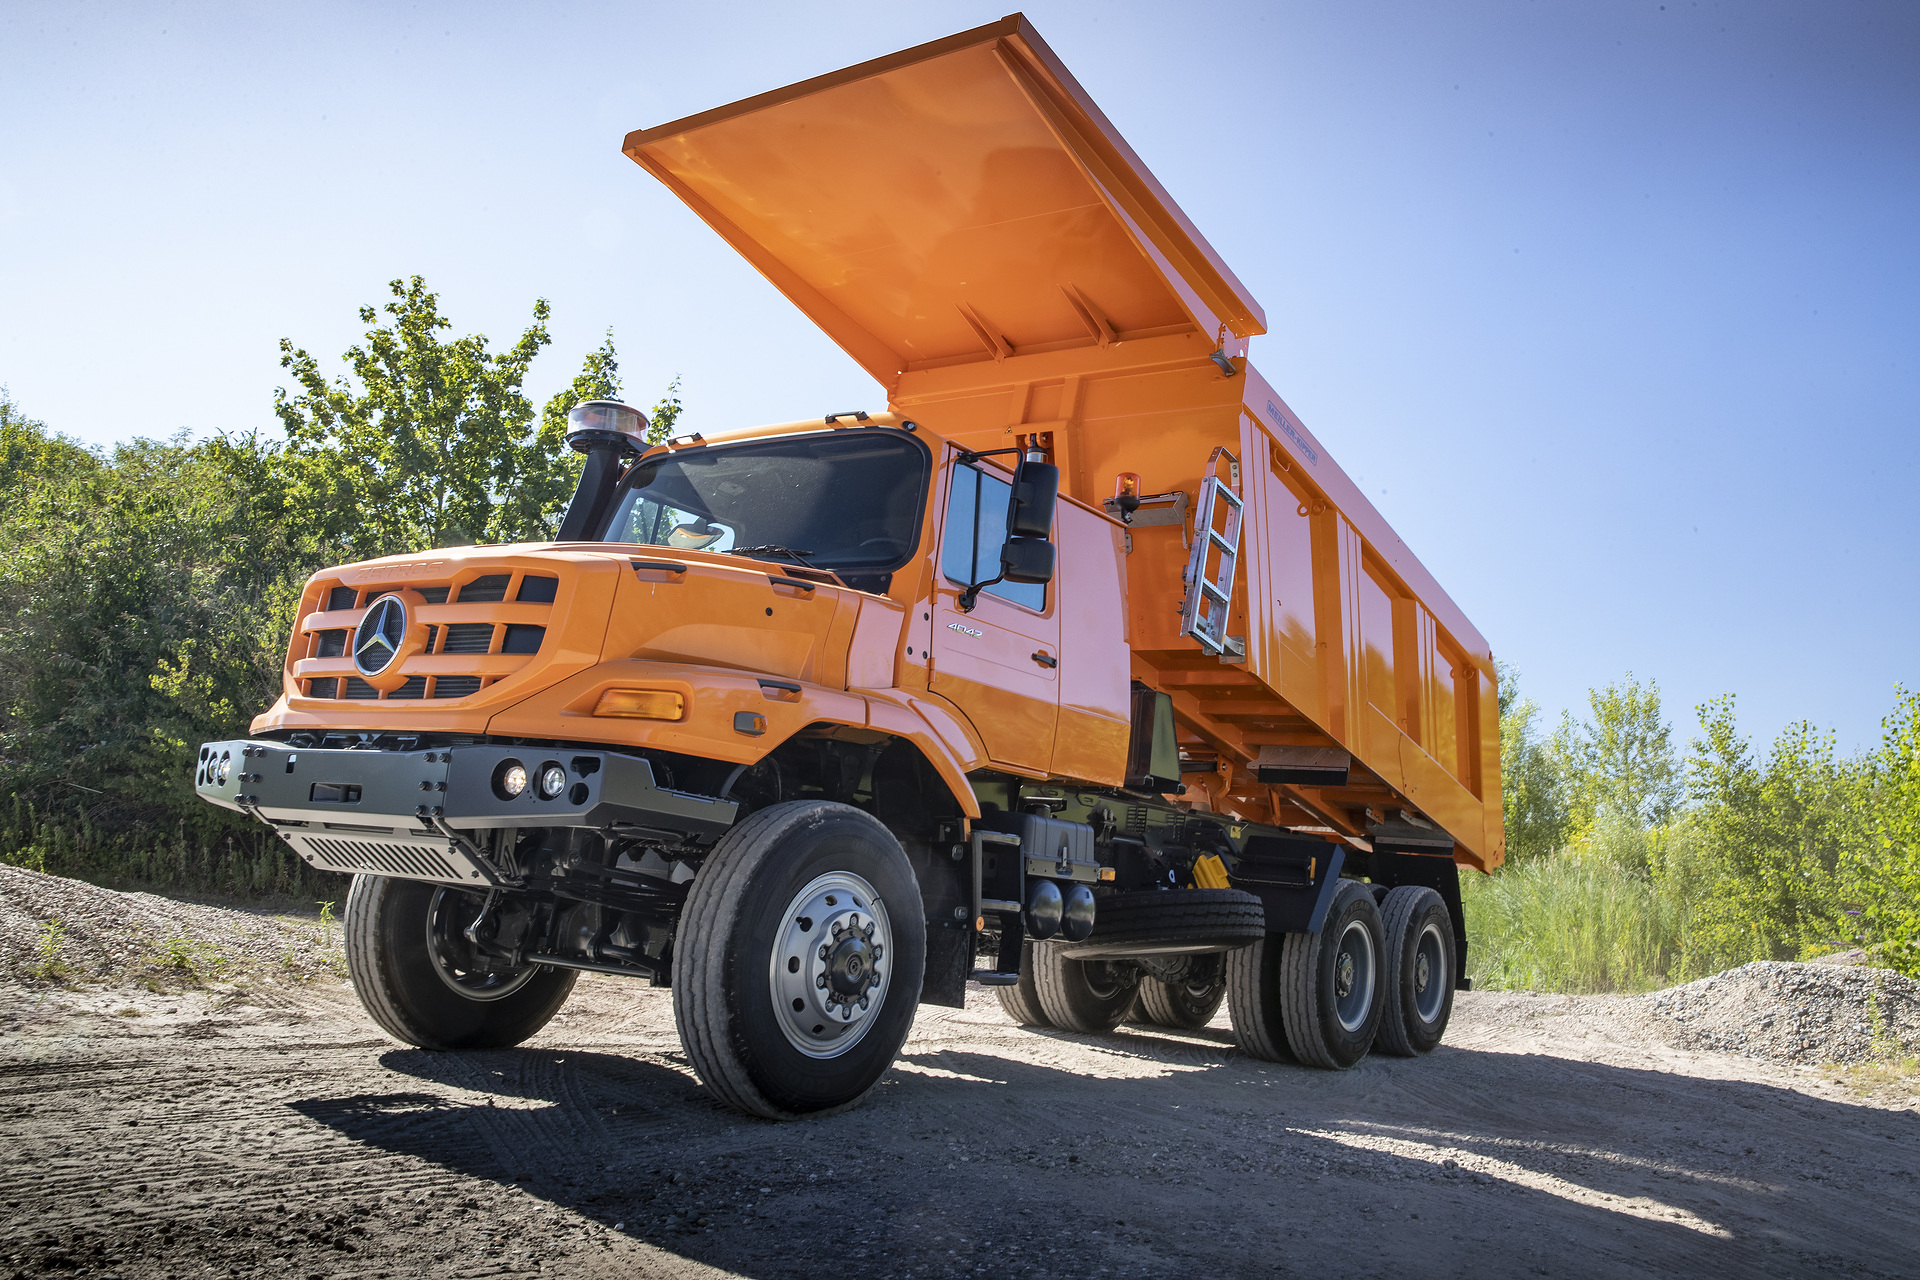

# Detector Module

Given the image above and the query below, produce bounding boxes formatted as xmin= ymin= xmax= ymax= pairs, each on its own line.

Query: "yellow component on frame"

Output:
xmin=1192 ymin=854 xmax=1230 ymax=890
xmin=592 ymin=688 xmax=685 ymax=721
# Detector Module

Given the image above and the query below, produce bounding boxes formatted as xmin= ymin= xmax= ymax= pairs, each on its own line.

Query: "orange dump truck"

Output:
xmin=195 ymin=15 xmax=1500 ymax=1118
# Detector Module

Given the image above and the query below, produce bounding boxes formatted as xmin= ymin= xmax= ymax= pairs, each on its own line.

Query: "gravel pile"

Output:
xmin=1640 ymin=960 xmax=1920 ymax=1066
xmin=0 ymin=863 xmax=344 ymax=987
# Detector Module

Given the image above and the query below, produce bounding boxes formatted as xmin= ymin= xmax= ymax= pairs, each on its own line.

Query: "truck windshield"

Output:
xmin=599 ymin=431 xmax=930 ymax=588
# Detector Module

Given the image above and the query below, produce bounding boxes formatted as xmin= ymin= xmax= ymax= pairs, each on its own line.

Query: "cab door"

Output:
xmin=928 ymin=460 xmax=1060 ymax=774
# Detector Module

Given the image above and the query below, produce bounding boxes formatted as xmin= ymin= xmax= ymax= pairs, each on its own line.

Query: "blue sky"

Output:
xmin=4 ymin=1 xmax=1915 ymax=755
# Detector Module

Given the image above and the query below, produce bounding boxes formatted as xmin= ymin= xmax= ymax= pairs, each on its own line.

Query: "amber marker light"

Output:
xmin=592 ymin=688 xmax=685 ymax=720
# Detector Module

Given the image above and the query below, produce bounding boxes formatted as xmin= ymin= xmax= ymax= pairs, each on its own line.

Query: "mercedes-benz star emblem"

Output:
xmin=353 ymin=595 xmax=407 ymax=676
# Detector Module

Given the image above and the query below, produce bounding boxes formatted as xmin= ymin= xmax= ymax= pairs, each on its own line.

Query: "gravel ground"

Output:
xmin=0 ymin=865 xmax=344 ymax=988
xmin=1639 ymin=961 xmax=1920 ymax=1066
xmin=2 ymin=871 xmax=1917 ymax=1279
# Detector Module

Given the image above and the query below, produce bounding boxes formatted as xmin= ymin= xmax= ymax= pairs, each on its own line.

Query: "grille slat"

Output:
xmin=455 ymin=575 xmax=510 ymax=604
xmin=516 ymin=575 xmax=559 ymax=603
xmin=302 ymin=836 xmax=459 ymax=882
xmin=306 ymin=677 xmax=339 ymax=699
xmin=440 ymin=623 xmax=494 ymax=655
xmin=431 ymin=676 xmax=482 ymax=699
xmin=342 ymin=677 xmax=379 ymax=699
xmin=501 ymin=625 xmax=545 ymax=655
xmin=326 ymin=586 xmax=358 ymax=611
xmin=313 ymin=629 xmax=347 ymax=658
xmin=416 ymin=586 xmax=449 ymax=605
xmin=388 ymin=676 xmax=427 ymax=700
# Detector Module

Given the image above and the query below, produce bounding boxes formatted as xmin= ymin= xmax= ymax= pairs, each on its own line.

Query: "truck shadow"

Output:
xmin=285 ymin=1034 xmax=1920 ymax=1279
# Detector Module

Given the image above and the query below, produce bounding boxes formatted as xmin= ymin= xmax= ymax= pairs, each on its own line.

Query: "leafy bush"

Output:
xmin=0 ymin=278 xmax=676 ymax=898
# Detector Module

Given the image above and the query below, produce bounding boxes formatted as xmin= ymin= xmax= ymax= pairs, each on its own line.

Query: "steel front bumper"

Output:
xmin=194 ymin=740 xmax=735 ymax=886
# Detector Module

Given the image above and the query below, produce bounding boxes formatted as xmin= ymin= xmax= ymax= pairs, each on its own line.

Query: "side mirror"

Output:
xmin=1006 ymin=459 xmax=1059 ymax=539
xmin=999 ymin=535 xmax=1055 ymax=585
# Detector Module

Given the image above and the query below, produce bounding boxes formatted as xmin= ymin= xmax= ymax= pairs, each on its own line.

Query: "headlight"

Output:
xmin=215 ymin=754 xmax=231 ymax=785
xmin=494 ymin=759 xmax=528 ymax=800
xmin=538 ymin=764 xmax=568 ymax=800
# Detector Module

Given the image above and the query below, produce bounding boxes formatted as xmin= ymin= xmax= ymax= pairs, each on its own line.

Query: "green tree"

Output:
xmin=1668 ymin=694 xmax=1869 ymax=973
xmin=1555 ymin=673 xmax=1682 ymax=836
xmin=1497 ymin=660 xmax=1571 ymax=861
xmin=274 ymin=276 xmax=629 ymax=558
xmin=1859 ymin=687 xmax=1920 ymax=976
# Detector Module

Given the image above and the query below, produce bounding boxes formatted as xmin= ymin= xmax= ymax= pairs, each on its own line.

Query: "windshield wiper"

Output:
xmin=734 ymin=544 xmax=821 ymax=569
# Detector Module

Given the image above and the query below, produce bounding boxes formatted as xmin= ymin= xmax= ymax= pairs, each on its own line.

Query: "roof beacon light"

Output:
xmin=565 ymin=400 xmax=650 ymax=456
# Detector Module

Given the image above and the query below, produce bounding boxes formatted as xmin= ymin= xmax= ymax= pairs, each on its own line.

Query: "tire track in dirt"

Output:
xmin=4 ymin=975 xmax=1919 ymax=1278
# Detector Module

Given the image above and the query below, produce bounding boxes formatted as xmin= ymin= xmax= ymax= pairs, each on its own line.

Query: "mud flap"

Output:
xmin=921 ymin=921 xmax=975 ymax=1008
xmin=1232 ymin=835 xmax=1347 ymax=935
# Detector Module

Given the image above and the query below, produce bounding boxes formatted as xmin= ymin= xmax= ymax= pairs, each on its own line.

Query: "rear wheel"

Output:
xmin=1031 ymin=945 xmax=1139 ymax=1033
xmin=344 ymin=874 xmax=576 ymax=1050
xmin=1279 ymin=880 xmax=1385 ymax=1069
xmin=1137 ymin=954 xmax=1227 ymax=1029
xmin=993 ymin=940 xmax=1052 ymax=1027
xmin=1226 ymin=934 xmax=1292 ymax=1062
xmin=673 ymin=800 xmax=926 ymax=1119
xmin=1376 ymin=885 xmax=1456 ymax=1056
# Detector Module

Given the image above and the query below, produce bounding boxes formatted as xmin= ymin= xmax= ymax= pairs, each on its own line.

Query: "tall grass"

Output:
xmin=1461 ymin=855 xmax=1681 ymax=993
xmin=0 ymin=795 xmax=330 ymax=901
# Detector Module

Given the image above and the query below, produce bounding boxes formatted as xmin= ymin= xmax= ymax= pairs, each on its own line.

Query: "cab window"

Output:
xmin=941 ymin=464 xmax=1046 ymax=611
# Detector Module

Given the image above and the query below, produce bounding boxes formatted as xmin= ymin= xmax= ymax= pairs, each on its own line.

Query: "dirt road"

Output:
xmin=4 ymin=953 xmax=1919 ymax=1280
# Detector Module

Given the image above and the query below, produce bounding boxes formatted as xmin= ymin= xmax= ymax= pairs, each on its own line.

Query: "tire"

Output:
xmin=1375 ymin=885 xmax=1456 ymax=1057
xmin=1226 ymin=933 xmax=1292 ymax=1062
xmin=1031 ymin=944 xmax=1140 ymax=1033
xmin=1055 ymin=889 xmax=1265 ymax=960
xmin=1137 ymin=953 xmax=1227 ymax=1029
xmin=673 ymin=800 xmax=926 ymax=1119
xmin=345 ymin=874 xmax=576 ymax=1050
xmin=1279 ymin=880 xmax=1385 ymax=1069
xmin=994 ymin=940 xmax=1052 ymax=1027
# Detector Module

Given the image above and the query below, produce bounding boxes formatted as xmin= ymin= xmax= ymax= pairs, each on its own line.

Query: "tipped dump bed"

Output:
xmin=626 ymin=15 xmax=1503 ymax=869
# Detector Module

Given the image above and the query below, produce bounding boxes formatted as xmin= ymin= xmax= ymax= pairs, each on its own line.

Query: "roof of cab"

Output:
xmin=623 ymin=14 xmax=1265 ymax=388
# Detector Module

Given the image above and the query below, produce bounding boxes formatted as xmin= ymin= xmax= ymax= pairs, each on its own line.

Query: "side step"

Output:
xmin=970 ymin=970 xmax=1020 ymax=987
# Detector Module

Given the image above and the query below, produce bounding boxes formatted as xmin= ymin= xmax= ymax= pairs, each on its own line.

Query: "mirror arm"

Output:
xmin=957 ymin=571 xmax=1006 ymax=614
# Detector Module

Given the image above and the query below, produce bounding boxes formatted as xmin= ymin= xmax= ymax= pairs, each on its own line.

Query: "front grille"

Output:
xmin=441 ymin=623 xmax=494 ymax=654
xmin=302 ymin=569 xmax=556 ymax=703
xmin=456 ymin=575 xmax=510 ymax=603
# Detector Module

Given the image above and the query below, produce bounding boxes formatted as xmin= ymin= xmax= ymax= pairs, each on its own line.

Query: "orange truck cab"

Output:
xmin=194 ymin=15 xmax=1501 ymax=1119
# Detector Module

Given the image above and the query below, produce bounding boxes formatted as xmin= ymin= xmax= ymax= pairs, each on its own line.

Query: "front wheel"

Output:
xmin=344 ymin=875 xmax=576 ymax=1049
xmin=673 ymin=801 xmax=926 ymax=1119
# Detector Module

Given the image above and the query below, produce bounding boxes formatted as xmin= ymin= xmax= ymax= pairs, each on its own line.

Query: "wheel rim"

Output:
xmin=1083 ymin=960 xmax=1134 ymax=1002
xmin=1412 ymin=920 xmax=1448 ymax=1023
xmin=1332 ymin=918 xmax=1376 ymax=1033
xmin=1182 ymin=956 xmax=1223 ymax=1003
xmin=770 ymin=871 xmax=894 ymax=1060
xmin=426 ymin=887 xmax=539 ymax=1002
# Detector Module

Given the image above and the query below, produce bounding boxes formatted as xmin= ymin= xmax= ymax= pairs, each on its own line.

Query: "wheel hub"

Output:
xmin=771 ymin=872 xmax=894 ymax=1059
xmin=820 ymin=919 xmax=885 ymax=1012
xmin=1335 ymin=952 xmax=1355 ymax=1000
xmin=1414 ymin=952 xmax=1431 ymax=994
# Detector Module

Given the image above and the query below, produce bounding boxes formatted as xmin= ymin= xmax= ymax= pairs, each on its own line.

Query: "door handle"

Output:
xmin=1031 ymin=651 xmax=1058 ymax=668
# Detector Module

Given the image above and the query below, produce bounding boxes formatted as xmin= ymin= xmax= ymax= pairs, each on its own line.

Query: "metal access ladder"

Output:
xmin=1179 ymin=447 xmax=1243 ymax=657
